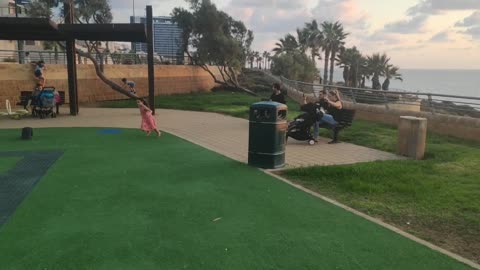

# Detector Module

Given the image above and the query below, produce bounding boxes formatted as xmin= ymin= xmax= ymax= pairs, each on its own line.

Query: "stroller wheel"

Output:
xmin=308 ymin=140 xmax=316 ymax=145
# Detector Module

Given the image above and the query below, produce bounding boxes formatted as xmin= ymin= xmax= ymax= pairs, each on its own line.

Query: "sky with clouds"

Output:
xmin=110 ymin=0 xmax=480 ymax=69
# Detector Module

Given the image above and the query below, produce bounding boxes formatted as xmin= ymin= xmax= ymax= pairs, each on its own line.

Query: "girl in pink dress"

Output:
xmin=137 ymin=99 xmax=161 ymax=137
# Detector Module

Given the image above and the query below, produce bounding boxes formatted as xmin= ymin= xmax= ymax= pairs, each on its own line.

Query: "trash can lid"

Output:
xmin=251 ymin=101 xmax=287 ymax=110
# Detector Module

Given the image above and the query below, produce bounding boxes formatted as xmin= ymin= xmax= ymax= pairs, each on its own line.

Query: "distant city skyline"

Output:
xmin=130 ymin=15 xmax=184 ymax=61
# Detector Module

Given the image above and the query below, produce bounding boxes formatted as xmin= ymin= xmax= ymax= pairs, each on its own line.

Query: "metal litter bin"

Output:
xmin=248 ymin=102 xmax=287 ymax=169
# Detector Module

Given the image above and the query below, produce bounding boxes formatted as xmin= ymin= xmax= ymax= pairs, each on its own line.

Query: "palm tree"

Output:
xmin=357 ymin=56 xmax=369 ymax=88
xmin=304 ymin=20 xmax=322 ymax=63
xmin=247 ymin=51 xmax=255 ymax=69
xmin=296 ymin=28 xmax=309 ymax=54
xmin=336 ymin=46 xmax=363 ymax=87
xmin=367 ymin=53 xmax=390 ymax=89
xmin=322 ymin=21 xmax=348 ymax=85
xmin=253 ymin=51 xmax=260 ymax=68
xmin=264 ymin=56 xmax=268 ymax=70
xmin=273 ymin=34 xmax=300 ymax=55
xmin=304 ymin=20 xmax=323 ymax=82
xmin=320 ymin=22 xmax=333 ymax=85
xmin=263 ymin=51 xmax=271 ymax=70
xmin=382 ymin=65 xmax=403 ymax=90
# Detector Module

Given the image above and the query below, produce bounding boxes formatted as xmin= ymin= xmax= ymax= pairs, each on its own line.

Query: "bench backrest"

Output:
xmin=20 ymin=89 xmax=66 ymax=104
xmin=334 ymin=109 xmax=356 ymax=128
xmin=19 ymin=91 xmax=32 ymax=103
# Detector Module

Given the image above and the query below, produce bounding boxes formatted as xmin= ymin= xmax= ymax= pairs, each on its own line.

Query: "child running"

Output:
xmin=137 ymin=99 xmax=161 ymax=137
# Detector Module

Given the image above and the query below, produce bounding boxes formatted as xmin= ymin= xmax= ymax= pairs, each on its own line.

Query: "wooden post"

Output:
xmin=397 ymin=116 xmax=427 ymax=160
xmin=146 ymin=5 xmax=155 ymax=115
xmin=64 ymin=1 xmax=79 ymax=115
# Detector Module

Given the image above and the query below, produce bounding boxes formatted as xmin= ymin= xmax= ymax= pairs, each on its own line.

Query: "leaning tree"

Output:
xmin=27 ymin=0 xmax=138 ymax=99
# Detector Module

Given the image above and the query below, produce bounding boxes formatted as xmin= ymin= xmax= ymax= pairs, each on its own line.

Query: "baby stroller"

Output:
xmin=33 ymin=87 xmax=57 ymax=119
xmin=286 ymin=103 xmax=322 ymax=145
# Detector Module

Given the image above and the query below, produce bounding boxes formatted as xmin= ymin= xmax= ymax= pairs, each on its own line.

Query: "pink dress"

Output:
xmin=139 ymin=104 xmax=158 ymax=132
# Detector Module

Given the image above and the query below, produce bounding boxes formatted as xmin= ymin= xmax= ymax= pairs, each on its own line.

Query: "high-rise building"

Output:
xmin=130 ymin=16 xmax=184 ymax=63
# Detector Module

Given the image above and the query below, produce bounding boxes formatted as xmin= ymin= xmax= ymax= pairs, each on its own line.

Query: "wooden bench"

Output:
xmin=17 ymin=89 xmax=66 ymax=114
xmin=319 ymin=109 xmax=356 ymax=144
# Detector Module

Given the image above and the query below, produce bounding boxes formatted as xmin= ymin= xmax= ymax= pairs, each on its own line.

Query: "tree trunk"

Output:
xmin=201 ymin=64 xmax=257 ymax=96
xmin=372 ymin=73 xmax=381 ymax=89
xmin=382 ymin=78 xmax=390 ymax=90
xmin=343 ymin=66 xmax=349 ymax=86
xmin=351 ymin=67 xmax=358 ymax=88
xmin=52 ymin=46 xmax=57 ymax=64
xmin=99 ymin=54 xmax=104 ymax=72
xmin=329 ymin=48 xmax=336 ymax=85
xmin=323 ymin=49 xmax=330 ymax=87
xmin=76 ymin=49 xmax=138 ymax=99
xmin=361 ymin=76 xmax=366 ymax=88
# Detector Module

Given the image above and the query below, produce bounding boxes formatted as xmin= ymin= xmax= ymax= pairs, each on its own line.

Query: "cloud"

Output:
xmin=365 ymin=32 xmax=400 ymax=43
xmin=311 ymin=0 xmax=369 ymax=30
xmin=228 ymin=0 xmax=309 ymax=9
xmin=455 ymin=11 xmax=480 ymax=27
xmin=383 ymin=14 xmax=429 ymax=34
xmin=429 ymin=31 xmax=451 ymax=42
xmin=454 ymin=11 xmax=480 ymax=40
xmin=408 ymin=0 xmax=480 ymax=16
xmin=384 ymin=0 xmax=480 ymax=35
xmin=464 ymin=26 xmax=480 ymax=39
xmin=389 ymin=44 xmax=426 ymax=51
xmin=431 ymin=0 xmax=480 ymax=10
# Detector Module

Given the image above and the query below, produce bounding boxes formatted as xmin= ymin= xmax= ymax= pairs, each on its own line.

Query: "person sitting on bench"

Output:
xmin=303 ymin=90 xmax=329 ymax=142
xmin=318 ymin=90 xmax=344 ymax=144
xmin=318 ymin=90 xmax=342 ymax=126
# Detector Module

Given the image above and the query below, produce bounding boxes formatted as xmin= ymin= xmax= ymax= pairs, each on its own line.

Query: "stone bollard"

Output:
xmin=397 ymin=116 xmax=427 ymax=160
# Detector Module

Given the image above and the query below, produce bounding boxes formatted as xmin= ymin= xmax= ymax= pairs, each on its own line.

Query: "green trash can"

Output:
xmin=248 ymin=101 xmax=288 ymax=169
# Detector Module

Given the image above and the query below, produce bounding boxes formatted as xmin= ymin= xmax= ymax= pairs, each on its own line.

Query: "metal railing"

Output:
xmin=0 ymin=6 xmax=27 ymax=17
xmin=0 ymin=50 xmax=193 ymax=65
xmin=280 ymin=76 xmax=480 ymax=118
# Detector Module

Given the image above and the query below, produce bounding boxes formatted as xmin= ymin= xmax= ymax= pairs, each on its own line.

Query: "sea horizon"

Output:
xmin=328 ymin=68 xmax=480 ymax=98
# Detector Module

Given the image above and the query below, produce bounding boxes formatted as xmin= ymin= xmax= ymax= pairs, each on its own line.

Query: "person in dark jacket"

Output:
xmin=270 ymin=83 xmax=286 ymax=104
xmin=303 ymin=91 xmax=329 ymax=141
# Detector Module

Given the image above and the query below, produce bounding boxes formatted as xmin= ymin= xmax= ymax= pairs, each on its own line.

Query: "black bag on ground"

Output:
xmin=21 ymin=127 xmax=33 ymax=140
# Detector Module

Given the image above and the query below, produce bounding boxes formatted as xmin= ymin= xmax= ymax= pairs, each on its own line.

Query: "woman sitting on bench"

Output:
xmin=318 ymin=90 xmax=342 ymax=127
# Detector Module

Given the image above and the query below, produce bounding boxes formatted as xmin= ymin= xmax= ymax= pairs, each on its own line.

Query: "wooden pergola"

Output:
xmin=0 ymin=4 xmax=156 ymax=115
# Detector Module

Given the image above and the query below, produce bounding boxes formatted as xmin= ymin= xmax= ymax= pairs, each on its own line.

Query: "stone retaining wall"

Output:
xmin=0 ymin=64 xmax=220 ymax=108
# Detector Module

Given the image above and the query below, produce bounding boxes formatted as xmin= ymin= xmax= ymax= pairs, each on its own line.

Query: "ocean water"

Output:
xmin=331 ymin=69 xmax=480 ymax=98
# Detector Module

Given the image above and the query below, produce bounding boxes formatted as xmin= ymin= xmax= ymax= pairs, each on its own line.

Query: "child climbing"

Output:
xmin=33 ymin=61 xmax=47 ymax=86
xmin=122 ymin=78 xmax=137 ymax=94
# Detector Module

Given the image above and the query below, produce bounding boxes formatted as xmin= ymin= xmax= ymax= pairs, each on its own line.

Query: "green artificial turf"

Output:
xmin=0 ymin=128 xmax=474 ymax=270
xmin=0 ymin=157 xmax=21 ymax=173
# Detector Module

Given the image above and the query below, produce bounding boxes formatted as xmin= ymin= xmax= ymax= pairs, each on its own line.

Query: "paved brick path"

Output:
xmin=0 ymin=108 xmax=403 ymax=167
